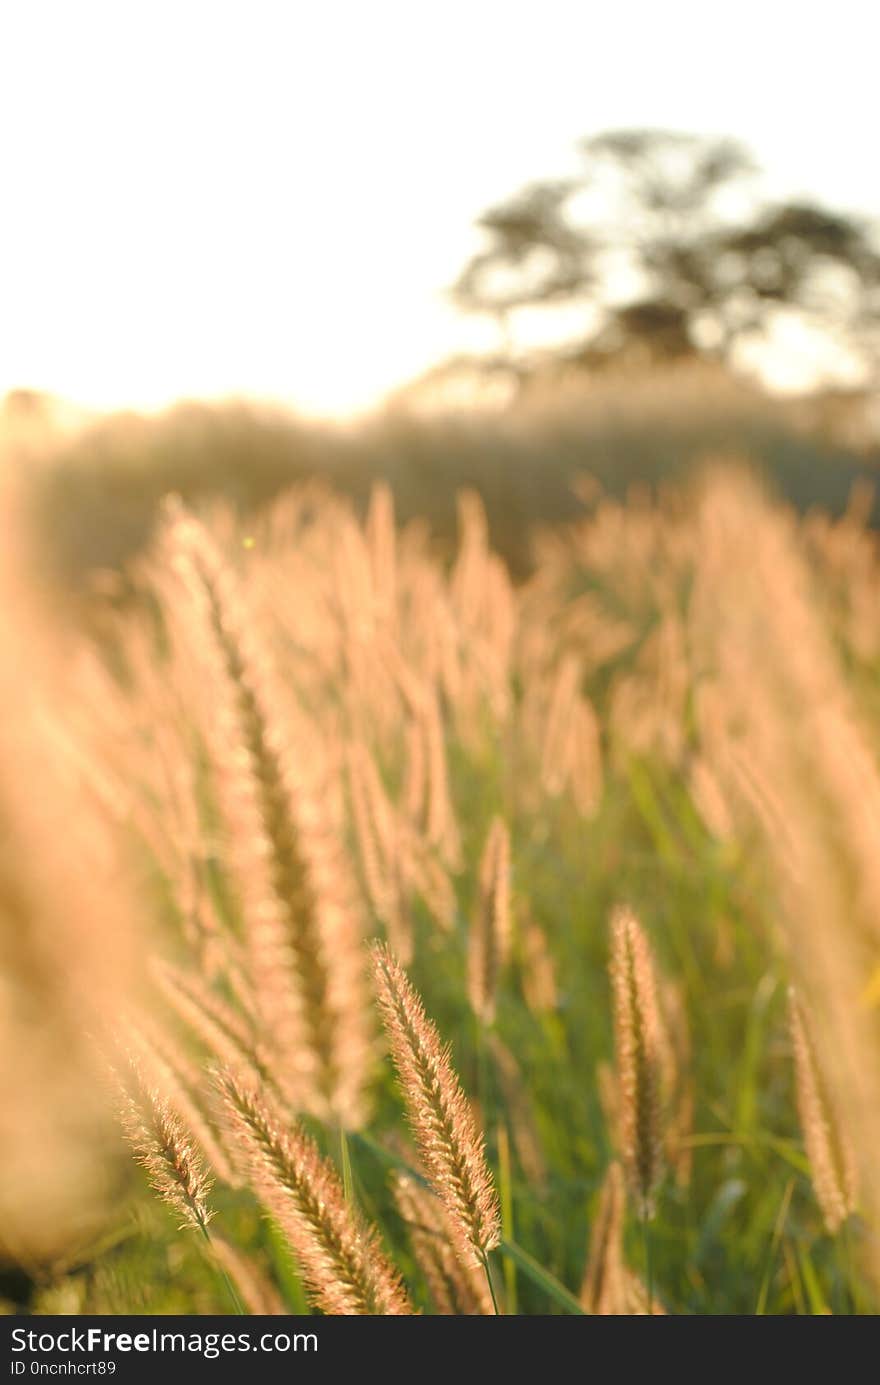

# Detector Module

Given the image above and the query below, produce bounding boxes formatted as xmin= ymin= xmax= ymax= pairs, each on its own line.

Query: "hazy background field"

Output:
xmin=4 ymin=362 xmax=880 ymax=604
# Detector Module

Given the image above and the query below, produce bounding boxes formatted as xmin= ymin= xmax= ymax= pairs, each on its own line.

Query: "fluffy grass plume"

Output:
xmin=580 ymin=1161 xmax=627 ymax=1314
xmin=126 ymin=1018 xmax=239 ymax=1187
xmin=115 ymin=1062 xmax=213 ymax=1233
xmin=217 ymin=1068 xmax=412 ymax=1315
xmin=788 ymin=990 xmax=857 ymax=1235
xmin=347 ymin=740 xmax=413 ymax=964
xmin=371 ymin=944 xmax=501 ymax=1265
xmin=467 ymin=815 xmax=511 ymax=1025
xmin=163 ymin=510 xmax=371 ymax=1128
xmin=609 ymin=908 xmax=666 ymax=1219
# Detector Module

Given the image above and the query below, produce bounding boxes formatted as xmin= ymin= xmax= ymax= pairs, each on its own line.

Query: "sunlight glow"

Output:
xmin=1 ymin=1 xmax=877 ymax=417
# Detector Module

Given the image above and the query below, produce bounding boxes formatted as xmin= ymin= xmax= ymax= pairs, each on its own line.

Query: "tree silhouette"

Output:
xmin=449 ymin=130 xmax=880 ymax=392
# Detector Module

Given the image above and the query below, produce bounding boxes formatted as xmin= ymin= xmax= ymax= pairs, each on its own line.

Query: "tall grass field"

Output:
xmin=2 ymin=453 xmax=880 ymax=1316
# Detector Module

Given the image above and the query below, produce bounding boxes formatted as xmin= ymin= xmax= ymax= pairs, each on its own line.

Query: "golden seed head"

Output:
xmin=467 ymin=816 xmax=512 ymax=1025
xmin=217 ymin=1068 xmax=413 ymax=1315
xmin=371 ymin=944 xmax=501 ymax=1262
xmin=788 ymin=989 xmax=857 ymax=1235
xmin=609 ymin=908 xmax=666 ymax=1219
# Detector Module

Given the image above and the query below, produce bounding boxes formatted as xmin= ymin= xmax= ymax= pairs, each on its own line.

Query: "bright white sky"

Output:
xmin=1 ymin=1 xmax=878 ymax=418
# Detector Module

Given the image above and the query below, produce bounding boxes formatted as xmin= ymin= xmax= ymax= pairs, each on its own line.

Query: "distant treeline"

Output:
xmin=13 ymin=364 xmax=880 ymax=593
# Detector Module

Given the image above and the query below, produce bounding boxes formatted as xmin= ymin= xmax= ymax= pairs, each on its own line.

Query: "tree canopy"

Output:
xmin=449 ymin=130 xmax=880 ymax=393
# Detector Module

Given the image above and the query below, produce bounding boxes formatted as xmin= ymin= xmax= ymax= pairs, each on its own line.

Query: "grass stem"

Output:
xmin=480 ymin=1250 xmax=501 ymax=1315
xmin=197 ymin=1219 xmax=247 ymax=1316
xmin=339 ymin=1124 xmax=354 ymax=1205
xmin=642 ymin=1213 xmax=653 ymax=1315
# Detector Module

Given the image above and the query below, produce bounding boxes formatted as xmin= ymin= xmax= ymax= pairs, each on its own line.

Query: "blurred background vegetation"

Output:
xmin=4 ymin=128 xmax=879 ymax=605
